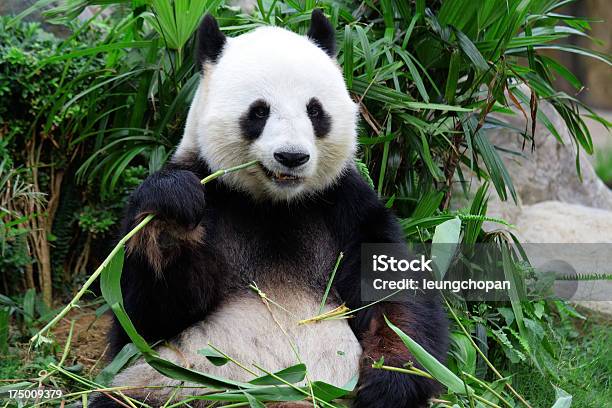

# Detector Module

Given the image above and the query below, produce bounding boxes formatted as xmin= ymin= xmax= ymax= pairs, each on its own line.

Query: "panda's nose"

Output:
xmin=273 ymin=151 xmax=310 ymax=168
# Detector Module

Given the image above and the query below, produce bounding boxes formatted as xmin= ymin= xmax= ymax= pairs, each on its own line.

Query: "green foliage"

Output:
xmin=77 ymin=166 xmax=147 ymax=236
xmin=0 ymin=16 xmax=102 ymax=155
xmin=0 ymin=290 xmax=53 ymax=346
xmin=513 ymin=312 xmax=611 ymax=407
xmin=0 ymin=143 xmax=41 ymax=291
xmin=594 ymin=146 xmax=612 ymax=186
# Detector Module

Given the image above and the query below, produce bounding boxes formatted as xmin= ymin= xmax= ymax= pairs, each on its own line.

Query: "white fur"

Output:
xmin=112 ymin=288 xmax=361 ymax=402
xmin=176 ymin=26 xmax=358 ymax=201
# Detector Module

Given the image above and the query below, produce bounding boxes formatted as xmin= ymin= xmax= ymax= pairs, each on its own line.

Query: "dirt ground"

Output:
xmin=50 ymin=307 xmax=113 ymax=376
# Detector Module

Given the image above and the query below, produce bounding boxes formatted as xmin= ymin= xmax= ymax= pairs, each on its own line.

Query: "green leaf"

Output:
xmin=243 ymin=391 xmax=266 ymax=408
xmin=309 ymin=380 xmax=354 ymax=402
xmin=99 ymin=247 xmax=126 ymax=310
xmin=450 ymin=332 xmax=476 ymax=375
xmin=551 ymin=385 xmax=572 ymax=408
xmin=454 ymin=28 xmax=488 ymax=71
xmin=411 ymin=191 xmax=444 ymax=220
xmin=416 ymin=131 xmax=444 ymax=181
xmin=355 ymin=25 xmax=374 ymax=81
xmin=507 ymin=44 xmax=612 ymax=66
xmin=95 ymin=343 xmax=140 ymax=385
xmin=249 ymin=364 xmax=307 ymax=385
xmin=380 ymin=0 xmax=395 ymax=41
xmin=385 ymin=317 xmax=473 ymax=395
xmin=354 ymin=158 xmax=375 ymax=189
xmin=445 ymin=50 xmax=460 ymax=103
xmin=144 ymin=352 xmax=254 ymax=390
xmin=431 ymin=217 xmax=461 ymax=279
xmin=463 ymin=182 xmax=489 ymax=245
xmin=397 ymin=51 xmax=429 ymax=102
xmin=473 ymin=127 xmax=517 ymax=202
xmin=23 ymin=288 xmax=36 ymax=326
xmin=343 ymin=25 xmax=354 ymax=88
xmin=38 ymin=41 xmax=152 ymax=65
xmin=203 ymin=385 xmax=304 ymax=403
xmin=0 ymin=382 xmax=33 ymax=396
xmin=198 ymin=347 xmax=230 ymax=367
xmin=400 ymin=214 xmax=456 ymax=237
xmin=500 ymin=243 xmax=529 ymax=356
xmin=0 ymin=308 xmax=8 ymax=354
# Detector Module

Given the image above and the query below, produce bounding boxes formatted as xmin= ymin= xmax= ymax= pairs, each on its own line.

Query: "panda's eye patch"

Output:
xmin=249 ymin=100 xmax=270 ymax=120
xmin=240 ymin=99 xmax=270 ymax=140
xmin=307 ymin=101 xmax=321 ymax=118
xmin=306 ymin=98 xmax=331 ymax=138
xmin=253 ymin=105 xmax=269 ymax=119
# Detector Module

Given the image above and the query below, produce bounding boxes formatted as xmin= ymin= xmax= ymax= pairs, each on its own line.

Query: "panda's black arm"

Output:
xmin=331 ymin=170 xmax=449 ymax=408
xmin=108 ymin=166 xmax=225 ymax=356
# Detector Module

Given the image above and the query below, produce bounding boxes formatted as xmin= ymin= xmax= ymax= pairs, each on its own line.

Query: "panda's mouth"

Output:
xmin=260 ymin=164 xmax=303 ymax=185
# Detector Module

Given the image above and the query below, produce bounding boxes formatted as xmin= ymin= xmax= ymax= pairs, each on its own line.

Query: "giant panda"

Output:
xmin=92 ymin=10 xmax=448 ymax=408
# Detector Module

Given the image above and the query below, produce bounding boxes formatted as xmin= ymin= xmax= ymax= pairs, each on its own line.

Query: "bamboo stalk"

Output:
xmin=318 ymin=252 xmax=344 ymax=315
xmin=298 ymin=304 xmax=351 ymax=325
xmin=462 ymin=371 xmax=513 ymax=408
xmin=373 ymin=364 xmax=434 ymax=379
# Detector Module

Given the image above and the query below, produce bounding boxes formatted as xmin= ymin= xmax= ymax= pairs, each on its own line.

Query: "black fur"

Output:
xmin=129 ymin=169 xmax=206 ymax=228
xmin=239 ymin=99 xmax=270 ymax=140
xmin=196 ymin=14 xmax=226 ymax=70
xmin=88 ymin=393 xmax=157 ymax=408
xmin=103 ymin=156 xmax=448 ymax=408
xmin=307 ymin=9 xmax=336 ymax=57
xmin=306 ymin=97 xmax=332 ymax=138
xmin=88 ymin=394 xmax=129 ymax=408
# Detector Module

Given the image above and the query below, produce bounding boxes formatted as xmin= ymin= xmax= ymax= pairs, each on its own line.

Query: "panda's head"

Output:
xmin=176 ymin=10 xmax=358 ymax=201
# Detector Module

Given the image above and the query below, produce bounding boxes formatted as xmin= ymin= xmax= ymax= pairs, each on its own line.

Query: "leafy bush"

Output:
xmin=0 ymin=138 xmax=43 ymax=294
xmin=0 ymin=17 xmax=148 ymax=301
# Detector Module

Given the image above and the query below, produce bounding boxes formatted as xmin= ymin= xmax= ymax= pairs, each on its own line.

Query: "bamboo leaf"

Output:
xmin=243 ymin=392 xmax=266 ymax=408
xmin=249 ymin=364 xmax=307 ymax=385
xmin=38 ymin=41 xmax=152 ymax=65
xmin=454 ymin=28 xmax=488 ymax=71
xmin=197 ymin=347 xmax=230 ymax=367
xmin=95 ymin=343 xmax=140 ymax=385
xmin=431 ymin=217 xmax=461 ymax=279
xmin=551 ymin=386 xmax=572 ymax=408
xmin=343 ymin=25 xmax=354 ymax=88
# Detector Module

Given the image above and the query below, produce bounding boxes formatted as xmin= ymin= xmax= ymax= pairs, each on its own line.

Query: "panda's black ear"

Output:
xmin=196 ymin=14 xmax=226 ymax=70
xmin=307 ymin=9 xmax=336 ymax=58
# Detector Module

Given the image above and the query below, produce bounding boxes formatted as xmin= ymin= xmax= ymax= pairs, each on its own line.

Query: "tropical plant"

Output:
xmin=0 ymin=15 xmax=110 ymax=304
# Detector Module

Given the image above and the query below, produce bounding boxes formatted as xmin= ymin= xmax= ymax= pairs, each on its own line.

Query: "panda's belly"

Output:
xmin=112 ymin=288 xmax=362 ymax=398
xmin=175 ymin=288 xmax=361 ymax=385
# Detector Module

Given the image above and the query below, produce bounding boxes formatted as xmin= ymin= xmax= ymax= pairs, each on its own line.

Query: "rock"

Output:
xmin=514 ymin=201 xmax=612 ymax=243
xmin=228 ymin=0 xmax=257 ymax=13
xmin=488 ymin=102 xmax=612 ymax=211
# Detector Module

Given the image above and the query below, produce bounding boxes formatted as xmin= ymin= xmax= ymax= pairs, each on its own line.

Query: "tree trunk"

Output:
xmin=38 ymin=169 xmax=64 ymax=307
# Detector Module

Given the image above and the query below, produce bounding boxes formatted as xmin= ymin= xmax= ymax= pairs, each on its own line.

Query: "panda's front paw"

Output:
xmin=130 ymin=169 xmax=206 ymax=229
xmin=125 ymin=169 xmax=207 ymax=273
xmin=352 ymin=367 xmax=433 ymax=408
